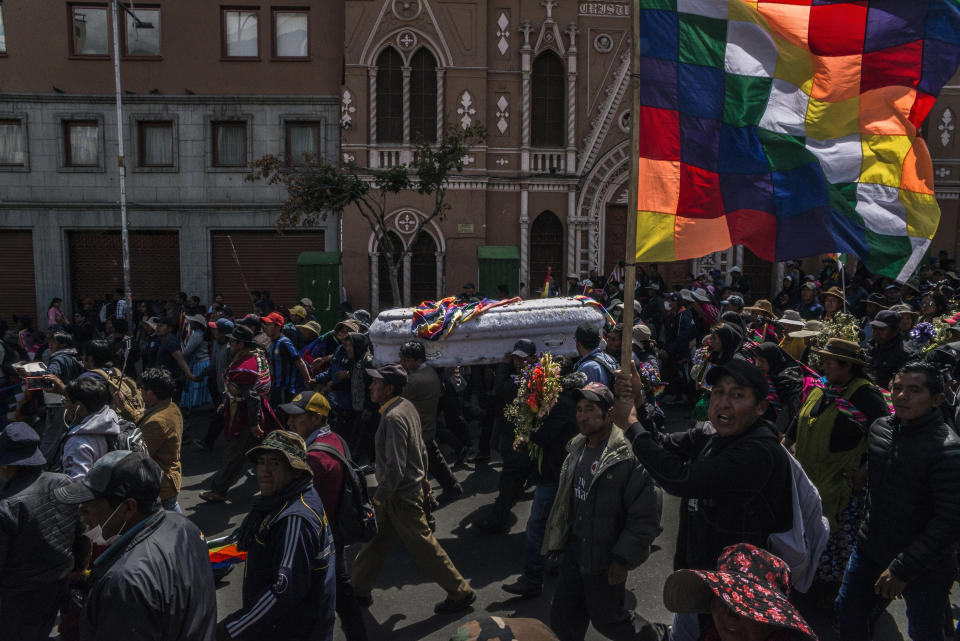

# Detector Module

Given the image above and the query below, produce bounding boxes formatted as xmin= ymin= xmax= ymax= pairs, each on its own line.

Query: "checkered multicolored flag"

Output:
xmin=634 ymin=0 xmax=960 ymax=280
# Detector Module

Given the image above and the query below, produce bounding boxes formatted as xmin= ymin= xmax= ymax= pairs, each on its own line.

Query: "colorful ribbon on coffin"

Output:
xmin=412 ymin=296 xmax=523 ymax=340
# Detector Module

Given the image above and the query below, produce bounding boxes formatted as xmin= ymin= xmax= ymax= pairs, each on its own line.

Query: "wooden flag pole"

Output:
xmin=619 ymin=0 xmax=642 ymax=375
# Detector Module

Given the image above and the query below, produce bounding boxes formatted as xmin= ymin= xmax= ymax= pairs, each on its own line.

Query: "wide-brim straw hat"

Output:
xmin=821 ymin=286 xmax=846 ymax=303
xmin=789 ymin=320 xmax=824 ymax=339
xmin=743 ymin=299 xmax=774 ymax=318
xmin=813 ymin=337 xmax=867 ymax=366
xmin=889 ymin=303 xmax=919 ymax=317
xmin=778 ymin=309 xmax=805 ymax=328
xmin=296 ymin=320 xmax=323 ymax=338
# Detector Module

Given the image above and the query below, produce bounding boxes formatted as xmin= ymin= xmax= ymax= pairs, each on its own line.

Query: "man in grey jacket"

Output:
xmin=400 ymin=341 xmax=462 ymax=502
xmin=543 ymin=382 xmax=666 ymax=641
xmin=351 ymin=363 xmax=475 ymax=615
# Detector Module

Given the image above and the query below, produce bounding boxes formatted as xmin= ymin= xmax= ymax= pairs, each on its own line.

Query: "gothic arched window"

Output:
xmin=531 ymin=52 xmax=564 ymax=147
xmin=376 ymin=47 xmax=404 ymax=143
xmin=410 ymin=48 xmax=438 ymax=143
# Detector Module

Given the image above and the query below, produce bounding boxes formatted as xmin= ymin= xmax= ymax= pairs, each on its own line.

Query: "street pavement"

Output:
xmin=178 ymin=405 xmax=957 ymax=641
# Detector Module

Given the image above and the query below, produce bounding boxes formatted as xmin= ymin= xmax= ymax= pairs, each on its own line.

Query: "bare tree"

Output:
xmin=248 ymin=123 xmax=485 ymax=307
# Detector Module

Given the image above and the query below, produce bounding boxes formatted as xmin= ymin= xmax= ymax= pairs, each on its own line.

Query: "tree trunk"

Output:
xmin=386 ymin=258 xmax=402 ymax=308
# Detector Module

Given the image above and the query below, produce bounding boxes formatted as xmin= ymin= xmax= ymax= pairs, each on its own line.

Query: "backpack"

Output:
xmin=91 ymin=367 xmax=145 ymax=423
xmin=767 ymin=444 xmax=830 ymax=593
xmin=308 ymin=435 xmax=378 ymax=545
xmin=109 ymin=418 xmax=150 ymax=455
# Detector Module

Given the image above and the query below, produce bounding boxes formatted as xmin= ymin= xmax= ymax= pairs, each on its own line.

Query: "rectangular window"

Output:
xmin=273 ymin=10 xmax=307 ymax=58
xmin=0 ymin=120 xmax=25 ymax=166
xmin=285 ymin=121 xmax=322 ymax=164
xmin=212 ymin=121 xmax=246 ymax=167
xmin=64 ymin=120 xmax=99 ymax=167
xmin=0 ymin=3 xmax=7 ymax=54
xmin=138 ymin=121 xmax=173 ymax=167
xmin=124 ymin=7 xmax=160 ymax=56
xmin=223 ymin=9 xmax=258 ymax=58
xmin=71 ymin=5 xmax=109 ymax=56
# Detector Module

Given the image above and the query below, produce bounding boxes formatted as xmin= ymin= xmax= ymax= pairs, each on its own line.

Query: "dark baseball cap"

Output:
xmin=870 ymin=309 xmax=901 ymax=330
xmin=705 ymin=359 xmax=768 ymax=402
xmin=0 ymin=422 xmax=46 ymax=467
xmin=54 ymin=450 xmax=162 ymax=505
xmin=572 ymin=381 xmax=615 ymax=407
xmin=365 ymin=363 xmax=408 ymax=387
xmin=510 ymin=338 xmax=536 ymax=357
xmin=278 ymin=390 xmax=331 ymax=417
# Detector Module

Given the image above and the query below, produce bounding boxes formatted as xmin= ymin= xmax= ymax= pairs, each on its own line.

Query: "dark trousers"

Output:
xmin=550 ymin=542 xmax=665 ymax=641
xmin=335 ymin=543 xmax=368 ymax=641
xmin=210 ymin=428 xmax=258 ymax=496
xmin=486 ymin=433 xmax=534 ymax=528
xmin=203 ymin=409 xmax=225 ymax=449
xmin=438 ymin=391 xmax=471 ymax=451
xmin=426 ymin=437 xmax=458 ymax=491
xmin=836 ymin=545 xmax=956 ymax=641
xmin=0 ymin=579 xmax=69 ymax=641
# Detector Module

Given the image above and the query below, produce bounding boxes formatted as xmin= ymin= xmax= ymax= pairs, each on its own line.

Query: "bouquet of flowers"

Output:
xmin=809 ymin=312 xmax=862 ymax=370
xmin=504 ymin=352 xmax=564 ymax=450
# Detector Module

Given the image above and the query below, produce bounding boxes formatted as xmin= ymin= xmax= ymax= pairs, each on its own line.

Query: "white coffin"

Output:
xmin=369 ymin=297 xmax=606 ymax=366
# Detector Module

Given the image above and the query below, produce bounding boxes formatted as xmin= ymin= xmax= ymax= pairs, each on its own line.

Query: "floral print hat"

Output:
xmin=663 ymin=543 xmax=817 ymax=641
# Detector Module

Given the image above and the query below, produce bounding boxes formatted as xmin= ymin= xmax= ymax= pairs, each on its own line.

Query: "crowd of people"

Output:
xmin=1 ymin=252 xmax=960 ymax=641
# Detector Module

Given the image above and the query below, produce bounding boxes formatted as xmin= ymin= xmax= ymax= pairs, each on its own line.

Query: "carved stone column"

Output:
xmin=436 ymin=67 xmax=445 ymax=140
xmin=567 ymin=190 xmax=577 ymax=279
xmin=368 ymin=66 xmax=378 ymax=167
xmin=403 ymin=251 xmax=412 ymax=307
xmin=520 ymin=20 xmax=533 ymax=173
xmin=565 ymin=22 xmax=579 ymax=173
xmin=520 ymin=189 xmax=530 ymax=297
xmin=402 ymin=66 xmax=412 ymax=145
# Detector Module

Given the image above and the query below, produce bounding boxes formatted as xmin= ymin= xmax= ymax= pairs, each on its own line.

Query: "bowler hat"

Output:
xmin=813 ymin=338 xmax=867 ymax=366
xmin=228 ymin=325 xmax=256 ymax=344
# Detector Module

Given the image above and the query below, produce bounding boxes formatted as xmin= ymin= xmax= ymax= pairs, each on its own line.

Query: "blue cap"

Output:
xmin=215 ymin=318 xmax=235 ymax=332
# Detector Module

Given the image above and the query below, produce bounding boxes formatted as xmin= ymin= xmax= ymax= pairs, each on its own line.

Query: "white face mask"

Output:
xmin=663 ymin=301 xmax=672 ymax=311
xmin=83 ymin=503 xmax=127 ymax=547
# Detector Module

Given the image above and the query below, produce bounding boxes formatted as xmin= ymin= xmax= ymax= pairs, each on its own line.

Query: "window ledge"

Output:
xmin=271 ymin=56 xmax=312 ymax=62
xmin=206 ymin=166 xmax=252 ymax=173
xmin=133 ymin=166 xmax=179 ymax=173
xmin=57 ymin=166 xmax=105 ymax=173
xmin=68 ymin=54 xmax=111 ymax=60
xmin=0 ymin=164 xmax=30 ymax=172
xmin=220 ymin=56 xmax=262 ymax=62
xmin=121 ymin=55 xmax=163 ymax=61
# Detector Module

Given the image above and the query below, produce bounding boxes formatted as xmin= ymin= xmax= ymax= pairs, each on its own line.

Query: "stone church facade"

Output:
xmin=341 ymin=0 xmax=960 ymax=312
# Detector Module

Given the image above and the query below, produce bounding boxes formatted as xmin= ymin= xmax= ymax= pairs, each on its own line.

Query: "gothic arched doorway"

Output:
xmin=409 ymin=232 xmax=439 ymax=304
xmin=530 ymin=211 xmax=563 ymax=293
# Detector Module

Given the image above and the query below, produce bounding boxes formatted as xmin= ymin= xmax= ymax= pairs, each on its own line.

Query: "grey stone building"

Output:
xmin=0 ymin=1 xmax=344 ymax=324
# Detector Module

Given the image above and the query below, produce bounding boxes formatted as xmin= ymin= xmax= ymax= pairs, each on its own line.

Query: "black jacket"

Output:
xmin=48 ymin=347 xmax=83 ymax=383
xmin=857 ymin=411 xmax=960 ymax=582
xmin=529 ymin=393 xmax=579 ymax=485
xmin=866 ymin=336 xmax=915 ymax=388
xmin=82 ymin=510 xmax=216 ymax=641
xmin=224 ymin=481 xmax=336 ymax=641
xmin=625 ymin=419 xmax=793 ymax=571
xmin=0 ymin=468 xmax=78 ymax=595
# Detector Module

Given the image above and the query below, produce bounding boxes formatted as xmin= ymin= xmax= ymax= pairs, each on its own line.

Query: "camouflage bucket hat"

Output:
xmin=246 ymin=430 xmax=312 ymax=476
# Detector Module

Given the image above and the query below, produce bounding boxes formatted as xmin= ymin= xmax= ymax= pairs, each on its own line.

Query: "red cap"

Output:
xmin=261 ymin=312 xmax=285 ymax=326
